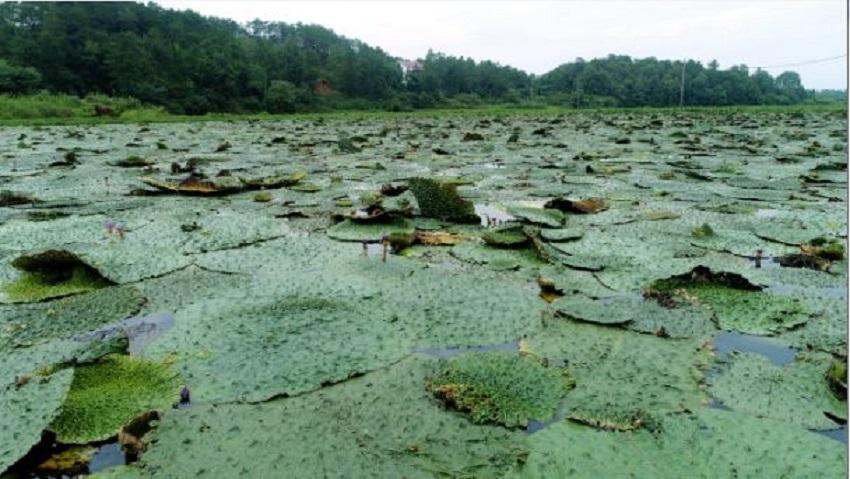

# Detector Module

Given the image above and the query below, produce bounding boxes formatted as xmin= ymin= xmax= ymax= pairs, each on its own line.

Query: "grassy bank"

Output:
xmin=0 ymin=92 xmax=845 ymax=127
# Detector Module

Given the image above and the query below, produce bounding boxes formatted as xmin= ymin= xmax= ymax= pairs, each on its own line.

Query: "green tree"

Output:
xmin=265 ymin=80 xmax=298 ymax=113
xmin=0 ymin=59 xmax=42 ymax=93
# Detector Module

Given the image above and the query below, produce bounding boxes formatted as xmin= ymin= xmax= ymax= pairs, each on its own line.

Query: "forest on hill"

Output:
xmin=0 ymin=2 xmax=820 ymax=114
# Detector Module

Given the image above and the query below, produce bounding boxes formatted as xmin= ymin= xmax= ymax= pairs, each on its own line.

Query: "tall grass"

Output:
xmin=0 ymin=92 xmax=844 ymax=126
xmin=0 ymin=92 xmax=166 ymax=121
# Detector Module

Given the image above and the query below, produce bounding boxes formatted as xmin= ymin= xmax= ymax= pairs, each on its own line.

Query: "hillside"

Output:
xmin=0 ymin=2 xmax=819 ymax=113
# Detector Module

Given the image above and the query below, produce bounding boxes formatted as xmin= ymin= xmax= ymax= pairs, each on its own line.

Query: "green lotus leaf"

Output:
xmin=511 ymin=409 xmax=845 ymax=478
xmin=451 ymin=242 xmax=544 ymax=271
xmin=326 ymin=217 xmax=414 ymax=242
xmin=709 ymin=351 xmax=846 ymax=429
xmin=0 ymin=368 xmax=74 ymax=474
xmin=0 ymin=285 xmax=144 ymax=347
xmin=539 ymin=227 xmax=584 ymax=242
xmin=505 ymin=206 xmax=564 ymax=227
xmin=526 ymin=318 xmax=709 ymax=426
xmin=649 ymin=268 xmax=811 ymax=335
xmin=49 ymin=354 xmax=182 ymax=444
xmin=134 ymin=357 xmax=528 ymax=478
xmin=481 ymin=225 xmax=529 ymax=247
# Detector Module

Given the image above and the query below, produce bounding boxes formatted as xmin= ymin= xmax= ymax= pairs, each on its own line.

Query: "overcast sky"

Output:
xmin=156 ymin=1 xmax=847 ymax=89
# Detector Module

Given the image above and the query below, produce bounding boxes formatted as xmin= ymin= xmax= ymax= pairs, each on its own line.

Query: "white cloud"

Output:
xmin=155 ymin=0 xmax=847 ymax=89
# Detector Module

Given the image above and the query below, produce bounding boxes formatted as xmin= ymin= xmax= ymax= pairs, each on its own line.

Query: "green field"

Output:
xmin=0 ymin=109 xmax=846 ymax=477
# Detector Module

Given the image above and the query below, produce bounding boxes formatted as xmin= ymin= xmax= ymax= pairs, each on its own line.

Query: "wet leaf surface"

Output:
xmin=0 ymin=110 xmax=845 ymax=476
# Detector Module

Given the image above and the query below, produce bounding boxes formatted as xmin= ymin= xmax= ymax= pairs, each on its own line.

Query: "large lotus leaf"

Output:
xmin=534 ymin=266 xmax=615 ymax=298
xmin=592 ymin=251 xmax=760 ymax=293
xmin=526 ymin=318 xmax=708 ymax=428
xmin=0 ymin=285 xmax=144 ymax=348
xmin=144 ymin=293 xmax=412 ymax=403
xmin=551 ymin=295 xmax=636 ymax=325
xmin=5 ymin=245 xmax=192 ymax=286
xmin=0 ymin=368 xmax=74 ymax=474
xmin=133 ymin=357 xmax=528 ymax=478
xmin=427 ymin=352 xmax=573 ymax=427
xmin=779 ymin=297 xmax=847 ymax=355
xmin=626 ymin=301 xmax=717 ymax=339
xmin=49 ymin=354 xmax=182 ymax=444
xmin=197 ymin=235 xmax=544 ymax=350
xmin=510 ymin=409 xmax=845 ymax=478
xmin=712 ymin=185 xmax=796 ymax=202
xmin=450 ymin=242 xmax=545 ymax=271
xmin=650 ymin=274 xmax=811 ymax=335
xmin=690 ymin=227 xmax=797 ymax=257
xmin=178 ymin=209 xmax=289 ymax=254
xmin=0 ymin=336 xmax=97 ymax=383
xmin=381 ymin=264 xmax=544 ymax=348
xmin=754 ymin=223 xmax=834 ymax=246
xmin=709 ymin=352 xmax=845 ymax=429
xmin=481 ymin=225 xmax=529 ymax=247
xmin=539 ymin=227 xmax=584 ymax=242
xmin=133 ymin=266 xmax=243 ymax=315
xmin=326 ymin=217 xmax=414 ymax=241
xmin=191 ymin=236 xmax=341 ymax=275
xmin=545 ymin=223 xmax=686 ymax=274
xmin=0 ymin=215 xmax=112 ymax=251
xmin=71 ymin=249 xmax=186 ymax=284
xmin=745 ymin=258 xmax=847 ymax=291
xmin=505 ymin=206 xmax=564 ymax=227
xmin=551 ymin=294 xmax=716 ymax=338
xmin=0 ymin=333 xmax=127 ymax=472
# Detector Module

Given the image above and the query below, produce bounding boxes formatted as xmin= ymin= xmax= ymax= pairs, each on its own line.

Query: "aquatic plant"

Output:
xmin=691 ymin=223 xmax=715 ymax=238
xmin=3 ymin=250 xmax=113 ymax=303
xmin=408 ymin=177 xmax=478 ymax=223
xmin=647 ymin=267 xmax=810 ymax=334
xmin=426 ymin=352 xmax=573 ymax=428
xmin=49 ymin=354 xmax=182 ymax=444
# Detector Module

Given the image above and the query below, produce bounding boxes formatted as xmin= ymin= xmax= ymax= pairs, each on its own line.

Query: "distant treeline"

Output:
xmin=0 ymin=2 xmax=835 ymax=114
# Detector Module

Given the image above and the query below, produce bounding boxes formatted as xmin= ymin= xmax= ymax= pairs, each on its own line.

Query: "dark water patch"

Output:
xmin=416 ymin=340 xmax=519 ymax=359
xmin=73 ymin=312 xmax=175 ymax=356
xmin=712 ymin=331 xmax=796 ymax=366
xmin=527 ymin=403 xmax=568 ymax=434
xmin=707 ymin=398 xmax=732 ymax=411
xmin=88 ymin=441 xmax=127 ymax=474
xmin=813 ymin=424 xmax=848 ymax=444
xmin=746 ymin=256 xmax=781 ymax=269
xmin=9 ymin=436 xmax=129 ymax=478
xmin=766 ymin=284 xmax=846 ymax=299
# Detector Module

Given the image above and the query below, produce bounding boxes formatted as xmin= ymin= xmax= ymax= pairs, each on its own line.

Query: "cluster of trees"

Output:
xmin=537 ymin=55 xmax=811 ymax=107
xmin=401 ymin=51 xmax=532 ymax=108
xmin=0 ymin=2 xmax=826 ymax=114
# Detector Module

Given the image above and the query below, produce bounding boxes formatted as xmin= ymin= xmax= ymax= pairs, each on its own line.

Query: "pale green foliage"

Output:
xmin=427 ymin=352 xmax=573 ymax=427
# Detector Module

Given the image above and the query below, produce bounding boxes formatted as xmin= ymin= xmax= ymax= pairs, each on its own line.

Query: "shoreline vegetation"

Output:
xmin=0 ymin=92 xmax=845 ymax=127
xmin=0 ymin=3 xmax=845 ymax=126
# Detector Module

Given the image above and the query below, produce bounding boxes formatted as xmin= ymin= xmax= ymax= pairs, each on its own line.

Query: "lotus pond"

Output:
xmin=0 ymin=109 xmax=847 ymax=477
